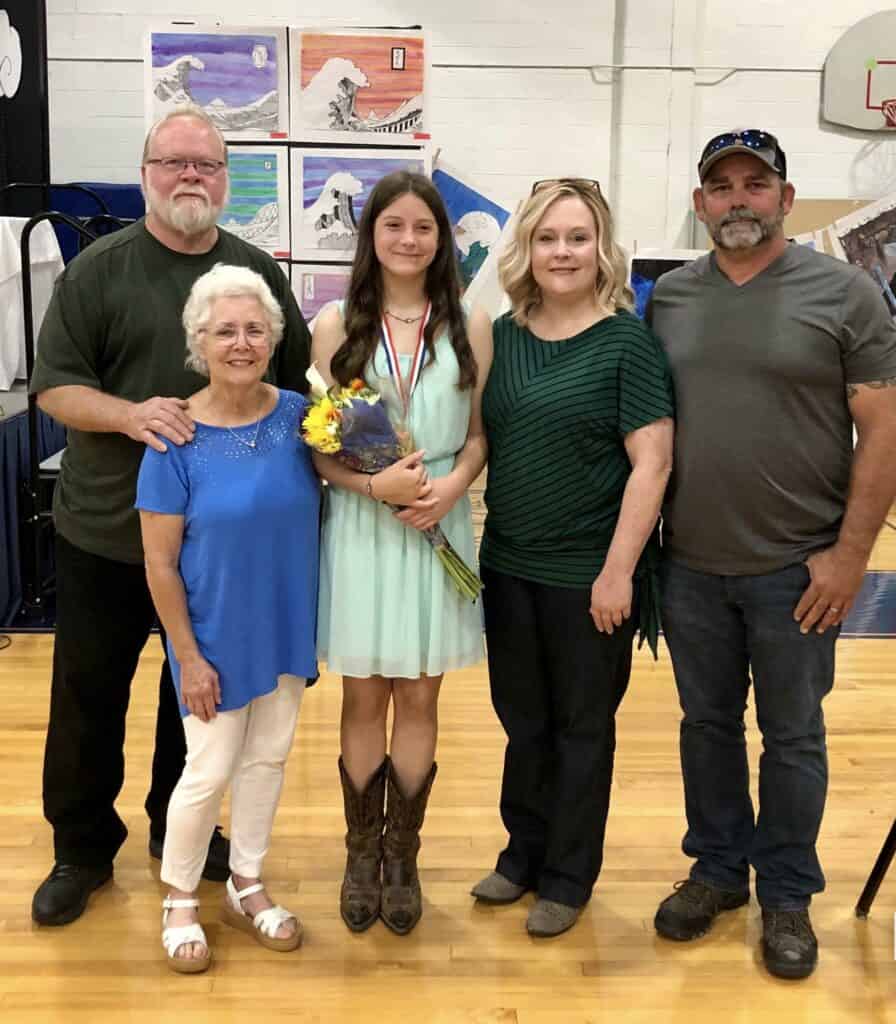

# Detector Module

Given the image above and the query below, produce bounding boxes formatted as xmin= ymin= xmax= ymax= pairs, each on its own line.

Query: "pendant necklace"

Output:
xmin=224 ymin=396 xmax=265 ymax=450
xmin=385 ymin=308 xmax=426 ymax=325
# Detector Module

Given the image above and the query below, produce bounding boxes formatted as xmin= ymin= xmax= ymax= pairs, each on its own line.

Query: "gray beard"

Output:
xmin=710 ymin=207 xmax=786 ymax=251
xmin=157 ymin=194 xmax=219 ymax=236
xmin=144 ymin=180 xmax=228 ymax=238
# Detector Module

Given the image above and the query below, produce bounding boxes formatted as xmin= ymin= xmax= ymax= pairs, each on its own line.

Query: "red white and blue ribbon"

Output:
xmin=380 ymin=301 xmax=431 ymax=414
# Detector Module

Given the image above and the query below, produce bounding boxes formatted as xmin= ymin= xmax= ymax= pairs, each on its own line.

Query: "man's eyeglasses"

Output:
xmin=145 ymin=157 xmax=227 ymax=176
xmin=698 ymin=130 xmax=786 ymax=179
xmin=531 ymin=178 xmax=604 ymax=198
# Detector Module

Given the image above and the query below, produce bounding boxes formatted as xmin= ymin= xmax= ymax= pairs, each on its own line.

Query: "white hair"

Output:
xmin=142 ymin=103 xmax=228 ymax=165
xmin=182 ymin=264 xmax=285 ymax=376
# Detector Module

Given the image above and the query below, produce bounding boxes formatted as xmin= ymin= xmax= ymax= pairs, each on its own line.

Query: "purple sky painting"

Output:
xmin=152 ymin=33 xmax=278 ymax=107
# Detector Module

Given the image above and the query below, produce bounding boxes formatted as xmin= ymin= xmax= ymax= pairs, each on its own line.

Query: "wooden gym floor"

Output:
xmin=1 ymin=526 xmax=895 ymax=1021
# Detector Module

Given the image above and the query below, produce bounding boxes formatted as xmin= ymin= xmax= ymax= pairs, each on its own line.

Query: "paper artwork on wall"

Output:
xmin=432 ymin=165 xmax=511 ymax=292
xmin=291 ymin=147 xmax=429 ymax=262
xmin=147 ymin=26 xmax=289 ymax=137
xmin=291 ymin=29 xmax=426 ymax=143
xmin=463 ymin=215 xmax=517 ymax=321
xmin=218 ymin=146 xmax=290 ymax=258
xmin=629 ymin=250 xmax=704 ymax=319
xmin=0 ymin=9 xmax=23 ymax=100
xmin=830 ymin=195 xmax=896 ymax=316
xmin=292 ymin=264 xmax=351 ymax=325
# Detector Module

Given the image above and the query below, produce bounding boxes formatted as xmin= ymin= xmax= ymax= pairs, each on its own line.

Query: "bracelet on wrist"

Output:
xmin=366 ymin=475 xmax=376 ymax=500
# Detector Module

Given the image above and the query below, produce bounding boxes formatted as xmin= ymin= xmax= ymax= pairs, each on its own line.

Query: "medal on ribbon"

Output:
xmin=379 ymin=302 xmax=432 ymax=420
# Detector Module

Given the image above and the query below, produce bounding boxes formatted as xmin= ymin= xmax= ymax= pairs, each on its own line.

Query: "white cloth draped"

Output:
xmin=0 ymin=217 xmax=64 ymax=390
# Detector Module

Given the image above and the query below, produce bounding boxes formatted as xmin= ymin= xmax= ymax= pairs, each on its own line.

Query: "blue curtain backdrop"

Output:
xmin=0 ymin=408 xmax=65 ymax=625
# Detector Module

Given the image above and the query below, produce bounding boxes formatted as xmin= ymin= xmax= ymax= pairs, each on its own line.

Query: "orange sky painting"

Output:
xmin=300 ymin=33 xmax=424 ymax=119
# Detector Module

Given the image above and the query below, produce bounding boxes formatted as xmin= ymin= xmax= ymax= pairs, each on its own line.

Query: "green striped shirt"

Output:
xmin=481 ymin=310 xmax=674 ymax=588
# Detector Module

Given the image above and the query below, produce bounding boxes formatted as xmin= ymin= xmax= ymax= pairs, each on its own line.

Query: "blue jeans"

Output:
xmin=659 ymin=559 xmax=838 ymax=910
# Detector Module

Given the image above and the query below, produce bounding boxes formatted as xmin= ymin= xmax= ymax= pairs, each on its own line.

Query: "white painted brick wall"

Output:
xmin=44 ymin=1 xmax=896 ymax=253
xmin=616 ymin=0 xmax=896 ymax=250
xmin=45 ymin=0 xmax=616 ymax=216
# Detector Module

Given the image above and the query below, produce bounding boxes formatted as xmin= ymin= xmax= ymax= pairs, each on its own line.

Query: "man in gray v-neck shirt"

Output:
xmin=648 ymin=129 xmax=896 ymax=980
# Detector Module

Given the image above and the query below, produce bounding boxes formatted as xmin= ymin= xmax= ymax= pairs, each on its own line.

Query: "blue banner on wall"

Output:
xmin=432 ymin=167 xmax=510 ymax=291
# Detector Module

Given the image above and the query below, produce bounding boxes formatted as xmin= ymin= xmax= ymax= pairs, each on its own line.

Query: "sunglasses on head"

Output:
xmin=699 ymin=130 xmax=786 ymax=177
xmin=531 ymin=178 xmax=604 ymax=198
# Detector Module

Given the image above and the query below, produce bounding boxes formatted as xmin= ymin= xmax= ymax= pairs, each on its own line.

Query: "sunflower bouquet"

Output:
xmin=301 ymin=365 xmax=482 ymax=602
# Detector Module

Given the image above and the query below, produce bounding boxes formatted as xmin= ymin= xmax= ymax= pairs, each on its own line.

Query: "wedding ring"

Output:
xmin=828 ymin=606 xmax=841 ymax=613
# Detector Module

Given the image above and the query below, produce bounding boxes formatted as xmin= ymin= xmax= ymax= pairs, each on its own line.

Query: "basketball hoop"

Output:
xmin=882 ymin=98 xmax=896 ymax=126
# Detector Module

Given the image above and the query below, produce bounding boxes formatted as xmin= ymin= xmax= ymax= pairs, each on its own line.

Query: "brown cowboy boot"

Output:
xmin=339 ymin=756 xmax=387 ymax=932
xmin=380 ymin=761 xmax=437 ymax=935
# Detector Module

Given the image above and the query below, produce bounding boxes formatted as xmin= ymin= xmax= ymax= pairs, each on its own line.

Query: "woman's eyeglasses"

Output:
xmin=530 ymin=178 xmax=603 ymax=198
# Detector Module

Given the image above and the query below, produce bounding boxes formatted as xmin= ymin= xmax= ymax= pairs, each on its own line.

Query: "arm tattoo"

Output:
xmin=847 ymin=377 xmax=896 ymax=397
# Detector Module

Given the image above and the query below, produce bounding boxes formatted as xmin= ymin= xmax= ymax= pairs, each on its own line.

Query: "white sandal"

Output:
xmin=221 ymin=876 xmax=302 ymax=951
xmin=162 ymin=897 xmax=211 ymax=974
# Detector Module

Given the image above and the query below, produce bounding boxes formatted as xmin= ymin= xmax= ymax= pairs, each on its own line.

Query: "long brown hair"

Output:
xmin=331 ymin=171 xmax=476 ymax=390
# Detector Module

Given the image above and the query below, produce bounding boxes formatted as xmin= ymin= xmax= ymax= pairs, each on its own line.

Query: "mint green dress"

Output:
xmin=317 ymin=320 xmax=484 ymax=678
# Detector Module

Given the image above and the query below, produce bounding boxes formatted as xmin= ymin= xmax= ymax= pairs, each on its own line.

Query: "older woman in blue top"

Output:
xmin=136 ymin=264 xmax=319 ymax=974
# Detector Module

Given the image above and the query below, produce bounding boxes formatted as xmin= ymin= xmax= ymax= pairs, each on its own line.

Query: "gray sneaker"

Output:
xmin=470 ymin=871 xmax=527 ymax=905
xmin=526 ymin=898 xmax=581 ymax=937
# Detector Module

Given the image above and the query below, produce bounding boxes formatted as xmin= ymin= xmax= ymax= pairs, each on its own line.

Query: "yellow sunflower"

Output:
xmin=301 ymin=397 xmax=342 ymax=454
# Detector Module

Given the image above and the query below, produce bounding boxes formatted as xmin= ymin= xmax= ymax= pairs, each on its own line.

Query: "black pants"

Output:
xmin=482 ymin=566 xmax=635 ymax=907
xmin=43 ymin=533 xmax=186 ymax=865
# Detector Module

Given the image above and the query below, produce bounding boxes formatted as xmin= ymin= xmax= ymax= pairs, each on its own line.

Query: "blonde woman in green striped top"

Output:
xmin=470 ymin=179 xmax=674 ymax=937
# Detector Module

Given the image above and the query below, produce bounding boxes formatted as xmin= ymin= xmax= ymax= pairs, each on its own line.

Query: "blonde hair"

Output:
xmin=182 ymin=264 xmax=284 ymax=376
xmin=142 ymin=104 xmax=228 ymax=166
xmin=499 ymin=182 xmax=633 ymax=326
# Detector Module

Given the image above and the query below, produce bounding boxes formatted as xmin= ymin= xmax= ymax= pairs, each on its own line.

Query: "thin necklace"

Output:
xmin=223 ymin=395 xmax=266 ymax=451
xmin=385 ymin=308 xmax=426 ymax=324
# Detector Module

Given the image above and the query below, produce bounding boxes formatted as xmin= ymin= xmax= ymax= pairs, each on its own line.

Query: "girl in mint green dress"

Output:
xmin=310 ymin=171 xmax=492 ymax=937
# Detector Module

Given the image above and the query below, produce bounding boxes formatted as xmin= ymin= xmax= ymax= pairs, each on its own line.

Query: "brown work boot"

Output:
xmin=338 ymin=756 xmax=387 ymax=932
xmin=380 ymin=761 xmax=437 ymax=935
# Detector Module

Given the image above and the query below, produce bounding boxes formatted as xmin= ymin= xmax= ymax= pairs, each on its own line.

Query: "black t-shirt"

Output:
xmin=30 ymin=220 xmax=311 ymax=563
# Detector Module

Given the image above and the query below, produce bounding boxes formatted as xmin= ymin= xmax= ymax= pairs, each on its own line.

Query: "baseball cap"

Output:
xmin=698 ymin=129 xmax=787 ymax=182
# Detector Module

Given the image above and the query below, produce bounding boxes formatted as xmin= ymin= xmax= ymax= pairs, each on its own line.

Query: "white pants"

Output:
xmin=161 ymin=674 xmax=305 ymax=892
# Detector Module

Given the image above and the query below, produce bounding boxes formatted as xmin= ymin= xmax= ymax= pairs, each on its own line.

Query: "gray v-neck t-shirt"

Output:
xmin=649 ymin=242 xmax=896 ymax=574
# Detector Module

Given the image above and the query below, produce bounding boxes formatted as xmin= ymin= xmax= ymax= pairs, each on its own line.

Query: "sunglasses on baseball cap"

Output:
xmin=698 ymin=130 xmax=787 ymax=182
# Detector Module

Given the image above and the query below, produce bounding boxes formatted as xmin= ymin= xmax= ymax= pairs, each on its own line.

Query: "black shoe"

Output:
xmin=149 ymin=825 xmax=230 ymax=883
xmin=761 ymin=908 xmax=818 ymax=980
xmin=32 ymin=863 xmax=113 ymax=926
xmin=654 ymin=878 xmax=749 ymax=941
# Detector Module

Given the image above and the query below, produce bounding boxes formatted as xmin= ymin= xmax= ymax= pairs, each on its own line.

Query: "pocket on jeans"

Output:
xmin=794 ymin=561 xmax=812 ymax=584
xmin=749 ymin=562 xmax=811 ymax=612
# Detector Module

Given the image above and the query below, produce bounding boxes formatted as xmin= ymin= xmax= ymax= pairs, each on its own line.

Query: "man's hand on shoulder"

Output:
xmin=122 ymin=396 xmax=195 ymax=453
xmin=37 ymin=385 xmax=194 ymax=451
